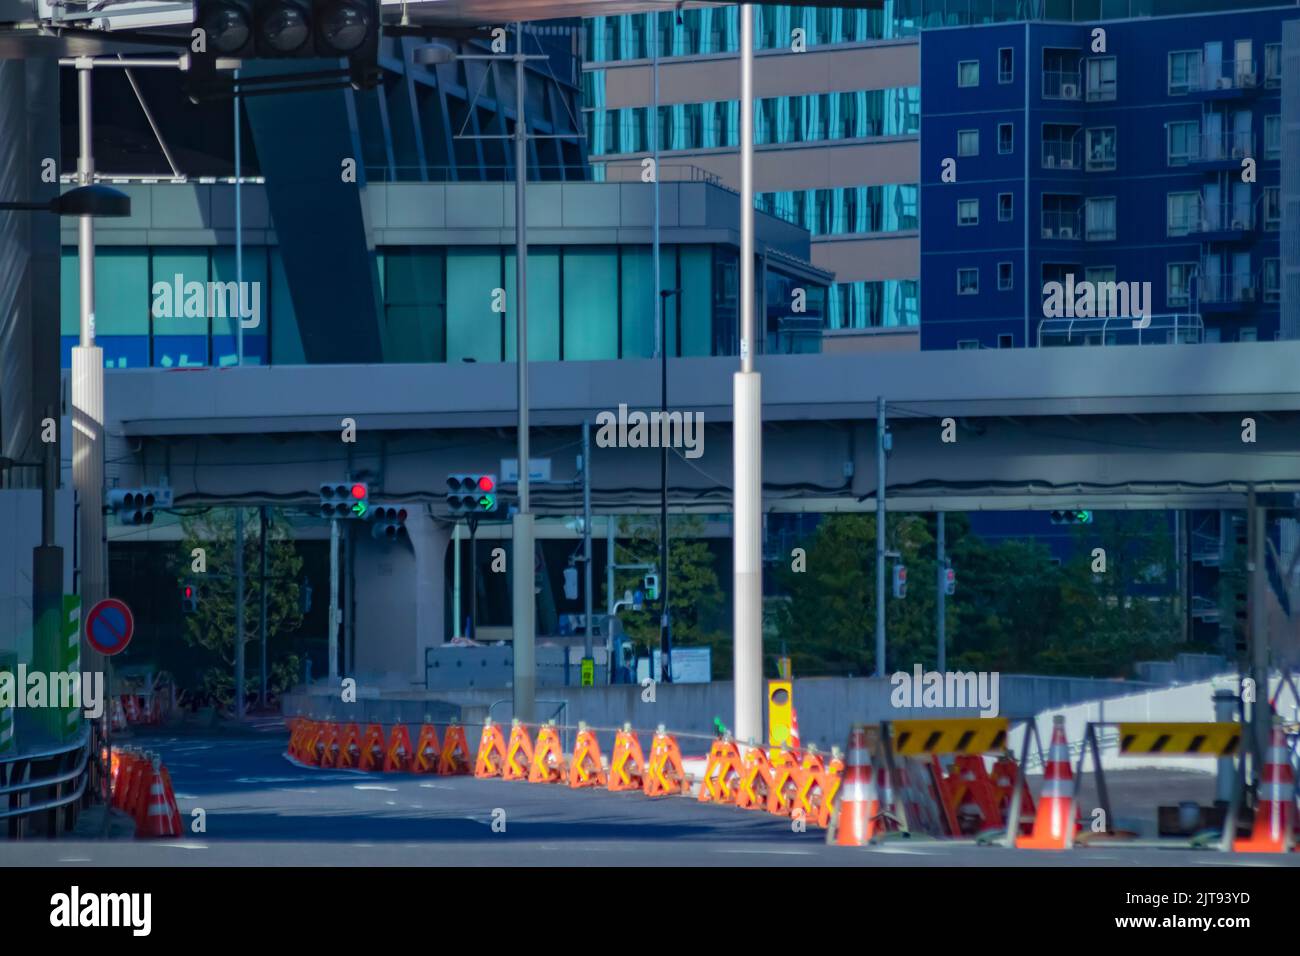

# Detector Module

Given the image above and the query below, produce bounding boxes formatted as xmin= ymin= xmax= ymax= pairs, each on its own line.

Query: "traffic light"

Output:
xmin=892 ymin=564 xmax=907 ymax=599
xmin=943 ymin=566 xmax=956 ymax=596
xmin=446 ymin=474 xmax=498 ymax=515
xmin=370 ymin=505 xmax=408 ymax=540
xmin=320 ymin=481 xmax=369 ymax=519
xmin=182 ymin=581 xmax=199 ymax=614
xmin=644 ymin=573 xmax=660 ymax=602
xmin=108 ymin=488 xmax=156 ymax=526
xmin=1049 ymin=509 xmax=1093 ymax=525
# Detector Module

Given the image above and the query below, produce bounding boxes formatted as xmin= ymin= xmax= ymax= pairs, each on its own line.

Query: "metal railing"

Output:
xmin=1 ymin=729 xmax=92 ymax=836
xmin=1192 ymin=57 xmax=1259 ymax=93
xmin=1198 ymin=270 xmax=1257 ymax=305
xmin=1038 ymin=312 xmax=1203 ymax=347
xmin=1042 ymin=68 xmax=1082 ymax=100
xmin=1041 ymin=138 xmax=1082 ymax=170
xmin=1041 ymin=208 xmax=1081 ymax=240
xmin=1194 ymin=130 xmax=1255 ymax=163
xmin=1190 ymin=201 xmax=1255 ymax=236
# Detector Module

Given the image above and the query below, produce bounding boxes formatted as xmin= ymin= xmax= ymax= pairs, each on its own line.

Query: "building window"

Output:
xmin=1167 ymin=120 xmax=1199 ymax=166
xmin=998 ymin=261 xmax=1013 ymax=290
xmin=756 ymin=184 xmax=919 ymax=237
xmin=1042 ymin=123 xmax=1080 ymax=169
xmin=1168 ymin=50 xmax=1201 ymax=95
xmin=957 ymin=198 xmax=979 ymax=225
xmin=1086 ymin=266 xmax=1116 ymax=285
xmin=1265 ymin=43 xmax=1282 ymax=86
xmin=997 ymin=333 xmax=1014 ymax=349
xmin=1263 ymin=258 xmax=1280 ymax=302
xmin=1086 ymin=56 xmax=1116 ymax=101
xmin=958 ymin=60 xmax=979 ymax=87
xmin=1167 ymin=261 xmax=1197 ymax=307
xmin=998 ymin=192 xmax=1013 ymax=222
xmin=1263 ymin=187 xmax=1281 ymax=230
xmin=1042 ymin=48 xmax=1081 ymax=99
xmin=958 ymin=129 xmax=979 ymax=156
xmin=999 ymin=47 xmax=1013 ymax=83
xmin=1085 ymin=197 xmax=1116 ymax=241
xmin=826 ymin=279 xmax=918 ymax=329
xmin=957 ymin=339 xmax=980 ymax=350
xmin=957 ymin=268 xmax=978 ymax=295
xmin=1167 ymin=191 xmax=1199 ymax=237
xmin=1085 ymin=127 xmax=1116 ymax=171
xmin=1265 ymin=115 xmax=1281 ymax=160
xmin=998 ymin=123 xmax=1014 ymax=154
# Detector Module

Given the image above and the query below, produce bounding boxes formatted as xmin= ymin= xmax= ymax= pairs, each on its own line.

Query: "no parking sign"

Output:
xmin=85 ymin=598 xmax=135 ymax=657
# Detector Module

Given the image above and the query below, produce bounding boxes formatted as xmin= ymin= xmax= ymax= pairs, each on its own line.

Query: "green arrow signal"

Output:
xmin=479 ymin=494 xmax=495 ymax=511
xmin=352 ymin=501 xmax=368 ymax=517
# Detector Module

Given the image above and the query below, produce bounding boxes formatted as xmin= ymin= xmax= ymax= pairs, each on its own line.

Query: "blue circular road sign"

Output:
xmin=85 ymin=598 xmax=135 ymax=656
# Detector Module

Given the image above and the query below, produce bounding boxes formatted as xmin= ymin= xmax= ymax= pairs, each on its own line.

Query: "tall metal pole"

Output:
xmin=875 ymin=395 xmax=887 ymax=677
xmin=732 ymin=3 xmax=763 ymax=744
xmin=259 ymin=505 xmax=269 ymax=708
xmin=1247 ymin=488 xmax=1269 ymax=777
xmin=936 ymin=511 xmax=946 ymax=673
xmin=235 ymin=70 xmax=243 ymax=366
xmin=453 ymin=521 xmax=462 ymax=638
xmin=582 ymin=421 xmax=594 ymax=662
xmin=328 ymin=517 xmax=340 ymax=682
xmin=607 ymin=516 xmax=616 ymax=682
xmin=72 ymin=59 xmax=106 ymax=676
xmin=654 ymin=11 xmax=673 ymax=686
xmin=511 ymin=20 xmax=536 ymax=723
xmin=234 ymin=507 xmax=246 ymax=719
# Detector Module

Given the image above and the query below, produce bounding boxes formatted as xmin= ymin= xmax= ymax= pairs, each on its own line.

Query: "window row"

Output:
xmin=585 ymin=3 xmax=920 ymax=63
xmin=1166 ymin=185 xmax=1281 ymax=236
xmin=757 ymin=183 xmax=919 ymax=236
xmin=1169 ymin=41 xmax=1283 ymax=95
xmin=587 ymin=87 xmax=921 ymax=155
xmin=1167 ymin=114 xmax=1281 ymax=166
xmin=827 ymin=279 xmax=919 ymax=329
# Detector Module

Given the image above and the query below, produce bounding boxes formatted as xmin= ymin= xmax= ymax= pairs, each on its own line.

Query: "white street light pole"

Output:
xmin=732 ymin=4 xmax=763 ymax=744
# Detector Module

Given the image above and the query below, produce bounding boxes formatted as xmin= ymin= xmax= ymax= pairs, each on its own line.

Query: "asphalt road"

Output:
xmin=7 ymin=726 xmax=1299 ymax=867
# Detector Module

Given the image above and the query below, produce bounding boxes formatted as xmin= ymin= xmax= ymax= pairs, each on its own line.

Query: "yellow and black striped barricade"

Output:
xmin=1076 ymin=720 xmax=1244 ymax=848
xmin=878 ymin=717 xmax=1021 ymax=841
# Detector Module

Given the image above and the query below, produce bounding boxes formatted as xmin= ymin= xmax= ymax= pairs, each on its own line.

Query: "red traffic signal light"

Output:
xmin=351 ymin=483 xmax=367 ymax=499
xmin=478 ymin=476 xmax=494 ymax=492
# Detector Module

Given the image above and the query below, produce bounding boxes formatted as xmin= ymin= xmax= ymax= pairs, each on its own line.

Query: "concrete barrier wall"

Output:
xmin=286 ymin=673 xmax=1156 ymax=758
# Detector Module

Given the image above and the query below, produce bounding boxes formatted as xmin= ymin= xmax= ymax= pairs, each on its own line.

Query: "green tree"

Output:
xmin=177 ymin=507 xmax=304 ymax=708
xmin=608 ymin=514 xmax=727 ymax=672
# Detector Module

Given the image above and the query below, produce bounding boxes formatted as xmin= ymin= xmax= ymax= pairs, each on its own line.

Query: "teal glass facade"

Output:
xmin=62 ymin=243 xmax=827 ymax=367
xmin=585 ymin=3 xmax=921 ymax=63
xmin=586 ymin=86 xmax=920 ymax=156
xmin=758 ymin=184 xmax=919 ymax=236
xmin=828 ymin=279 xmax=920 ymax=329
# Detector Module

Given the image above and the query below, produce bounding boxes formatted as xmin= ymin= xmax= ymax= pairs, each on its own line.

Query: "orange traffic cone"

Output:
xmin=438 ymin=724 xmax=473 ymax=775
xmin=830 ymin=726 xmax=881 ymax=846
xmin=412 ymin=719 xmax=441 ymax=774
xmin=1016 ymin=715 xmax=1078 ymax=850
xmin=788 ymin=707 xmax=802 ymax=753
xmin=137 ymin=756 xmax=182 ymax=838
xmin=569 ymin=722 xmax=607 ymax=788
xmin=608 ymin=724 xmax=647 ymax=792
xmin=530 ymin=721 xmax=567 ymax=783
xmin=1234 ymin=721 xmax=1296 ymax=853
xmin=503 ymin=719 xmax=534 ymax=781
xmin=384 ymin=724 xmax=414 ymax=773
xmin=475 ymin=719 xmax=509 ymax=778
xmin=644 ymin=726 xmax=689 ymax=796
xmin=359 ymin=723 xmax=386 ymax=772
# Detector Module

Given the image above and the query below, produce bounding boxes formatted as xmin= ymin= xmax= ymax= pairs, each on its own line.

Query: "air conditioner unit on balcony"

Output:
xmin=1060 ymin=157 xmax=1074 ymax=169
xmin=1043 ymin=227 xmax=1054 ymax=239
xmin=1239 ymin=71 xmax=1256 ymax=88
xmin=1061 ymin=83 xmax=1078 ymax=99
xmin=1216 ymin=76 xmax=1233 ymax=90
xmin=1059 ymin=226 xmax=1075 ymax=239
xmin=1231 ymin=219 xmax=1248 ymax=231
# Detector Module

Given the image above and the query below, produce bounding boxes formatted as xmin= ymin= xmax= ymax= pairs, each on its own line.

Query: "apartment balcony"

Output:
xmin=1198 ymin=270 xmax=1257 ymax=314
xmin=1191 ymin=529 xmax=1223 ymax=567
xmin=1187 ymin=130 xmax=1256 ymax=171
xmin=1041 ymin=139 xmax=1082 ymax=171
xmin=1189 ymin=202 xmax=1255 ymax=243
xmin=1189 ymin=58 xmax=1263 ymax=100
xmin=1042 ymin=69 xmax=1082 ymax=101
xmin=1191 ymin=595 xmax=1221 ymax=623
xmin=1040 ymin=208 xmax=1082 ymax=241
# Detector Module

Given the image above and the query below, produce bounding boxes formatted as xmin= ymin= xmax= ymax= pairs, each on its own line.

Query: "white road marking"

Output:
xmin=354 ymin=784 xmax=399 ymax=792
xmin=715 ymin=848 xmax=816 ymax=856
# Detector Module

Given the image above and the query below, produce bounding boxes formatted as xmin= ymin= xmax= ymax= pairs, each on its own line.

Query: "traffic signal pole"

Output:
xmin=875 ymin=395 xmax=887 ymax=677
xmin=328 ymin=517 xmax=339 ymax=682
xmin=511 ymin=21 xmax=536 ymax=724
xmin=732 ymin=3 xmax=763 ymax=745
xmin=936 ymin=511 xmax=946 ymax=673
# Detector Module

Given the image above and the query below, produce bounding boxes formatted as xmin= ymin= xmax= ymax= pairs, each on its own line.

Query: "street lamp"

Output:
xmin=659 ymin=287 xmax=681 ymax=684
xmin=0 ymin=184 xmax=132 ymax=218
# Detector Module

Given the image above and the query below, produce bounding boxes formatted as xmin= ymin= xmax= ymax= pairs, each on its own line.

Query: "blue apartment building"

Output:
xmin=920 ymin=3 xmax=1295 ymax=350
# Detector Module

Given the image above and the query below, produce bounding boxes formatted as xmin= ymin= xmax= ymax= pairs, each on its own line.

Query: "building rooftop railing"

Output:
xmin=1038 ymin=312 xmax=1205 ymax=346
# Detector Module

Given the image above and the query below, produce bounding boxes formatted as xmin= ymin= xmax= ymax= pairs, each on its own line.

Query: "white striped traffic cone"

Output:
xmin=1016 ymin=715 xmax=1078 ymax=850
xmin=830 ymin=724 xmax=881 ymax=846
xmin=1234 ymin=720 xmax=1296 ymax=853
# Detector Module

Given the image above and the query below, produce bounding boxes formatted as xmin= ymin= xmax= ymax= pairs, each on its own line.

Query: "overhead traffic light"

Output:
xmin=446 ymin=474 xmax=498 ymax=515
xmin=181 ymin=581 xmax=207 ymax=614
xmin=644 ymin=573 xmax=660 ymax=602
xmin=1050 ymin=509 xmax=1093 ymax=525
xmin=108 ymin=488 xmax=156 ymax=526
xmin=892 ymin=564 xmax=907 ymax=599
xmin=320 ymin=481 xmax=369 ymax=519
xmin=370 ymin=505 xmax=408 ymax=540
